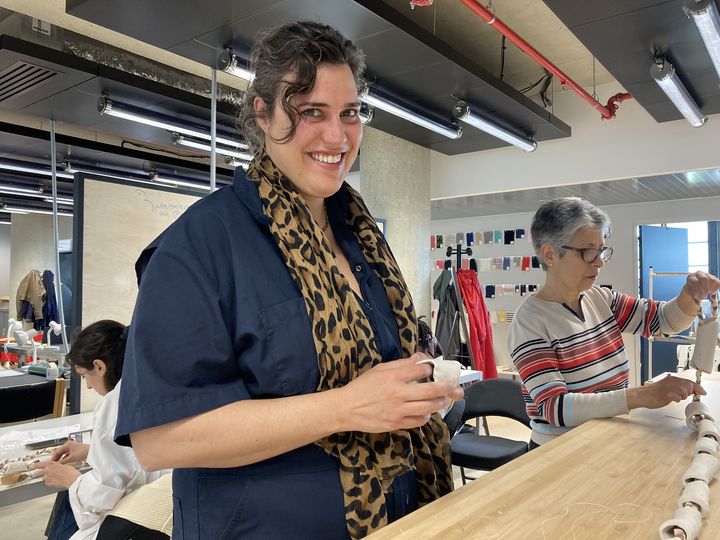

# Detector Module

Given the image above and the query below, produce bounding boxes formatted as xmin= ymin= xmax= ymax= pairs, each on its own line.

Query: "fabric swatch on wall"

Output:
xmin=444 ymin=233 xmax=456 ymax=247
xmin=528 ymin=284 xmax=538 ymax=293
xmin=475 ymin=231 xmax=484 ymax=245
xmin=430 ymin=235 xmax=436 ymax=250
xmin=461 ymin=258 xmax=470 ymax=270
xmin=456 ymin=232 xmax=465 ymax=245
xmin=466 ymin=232 xmax=474 ymax=246
xmin=521 ymin=256 xmax=531 ymax=272
xmin=436 ymin=235 xmax=443 ymax=249
xmin=512 ymin=256 xmax=522 ymax=268
xmin=492 ymin=257 xmax=503 ymax=271
xmin=484 ymin=231 xmax=493 ymax=244
xmin=479 ymin=258 xmax=492 ymax=272
xmin=531 ymin=256 xmax=540 ymax=269
xmin=516 ymin=228 xmax=526 ymax=239
xmin=485 ymin=285 xmax=496 ymax=298
xmin=504 ymin=230 xmax=515 ymax=245
xmin=502 ymin=257 xmax=511 ymax=270
xmin=520 ymin=284 xmax=527 ymax=296
xmin=494 ymin=230 xmax=503 ymax=244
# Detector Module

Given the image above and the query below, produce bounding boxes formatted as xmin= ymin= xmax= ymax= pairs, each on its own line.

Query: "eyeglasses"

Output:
xmin=561 ymin=245 xmax=614 ymax=263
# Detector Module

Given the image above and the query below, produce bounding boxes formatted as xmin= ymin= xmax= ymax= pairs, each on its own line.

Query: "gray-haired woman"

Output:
xmin=508 ymin=197 xmax=719 ymax=448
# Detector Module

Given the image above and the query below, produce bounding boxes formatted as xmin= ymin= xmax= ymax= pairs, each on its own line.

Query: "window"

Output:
xmin=666 ymin=221 xmax=709 ymax=273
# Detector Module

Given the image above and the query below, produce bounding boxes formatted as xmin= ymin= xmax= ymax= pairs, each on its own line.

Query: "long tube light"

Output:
xmin=217 ymin=50 xmax=255 ymax=82
xmin=1 ymin=205 xmax=72 ymax=216
xmin=650 ymin=58 xmax=707 ymax=127
xmin=44 ymin=197 xmax=73 ymax=205
xmin=0 ymin=184 xmax=44 ymax=197
xmin=359 ymin=87 xmax=462 ymax=139
xmin=685 ymin=0 xmax=720 ymax=80
xmin=98 ymin=97 xmax=248 ymax=150
xmin=0 ymin=157 xmax=73 ymax=179
xmin=172 ymin=133 xmax=253 ymax=161
xmin=150 ymin=171 xmax=212 ymax=191
xmin=454 ymin=101 xmax=537 ymax=152
xmin=63 ymin=161 xmax=156 ymax=184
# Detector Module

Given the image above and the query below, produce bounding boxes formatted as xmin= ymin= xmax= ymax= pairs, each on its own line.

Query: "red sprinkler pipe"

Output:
xmin=458 ymin=0 xmax=632 ymax=119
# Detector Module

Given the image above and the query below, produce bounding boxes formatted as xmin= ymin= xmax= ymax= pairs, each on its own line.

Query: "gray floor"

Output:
xmin=0 ymin=417 xmax=531 ymax=539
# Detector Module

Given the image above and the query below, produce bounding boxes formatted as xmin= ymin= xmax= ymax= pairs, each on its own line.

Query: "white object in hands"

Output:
xmin=46 ymin=321 xmax=62 ymax=348
xmin=416 ymin=356 xmax=463 ymax=418
xmin=416 ymin=356 xmax=463 ymax=385
xmin=690 ymin=317 xmax=720 ymax=374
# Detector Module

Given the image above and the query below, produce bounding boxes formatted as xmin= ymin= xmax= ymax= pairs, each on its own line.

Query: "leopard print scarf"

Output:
xmin=247 ymin=153 xmax=452 ymax=538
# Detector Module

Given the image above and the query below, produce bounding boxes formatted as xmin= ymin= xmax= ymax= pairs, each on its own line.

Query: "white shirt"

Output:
xmin=68 ymin=381 xmax=169 ymax=540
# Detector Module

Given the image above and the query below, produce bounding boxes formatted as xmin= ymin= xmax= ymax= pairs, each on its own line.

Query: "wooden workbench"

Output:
xmin=368 ymin=371 xmax=720 ymax=539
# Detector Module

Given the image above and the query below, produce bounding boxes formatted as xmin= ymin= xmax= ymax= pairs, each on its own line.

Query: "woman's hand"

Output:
xmin=34 ymin=460 xmax=81 ymax=489
xmin=626 ymin=375 xmax=705 ymax=410
xmin=333 ymin=353 xmax=464 ymax=433
xmin=51 ymin=441 xmax=89 ymax=464
xmin=678 ymin=271 xmax=720 ymax=315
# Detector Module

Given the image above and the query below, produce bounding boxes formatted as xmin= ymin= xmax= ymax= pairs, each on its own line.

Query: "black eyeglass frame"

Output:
xmin=560 ymin=245 xmax=614 ymax=263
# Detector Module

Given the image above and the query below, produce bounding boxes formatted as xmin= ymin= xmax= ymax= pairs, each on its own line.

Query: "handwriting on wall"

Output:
xmin=135 ymin=189 xmax=193 ymax=218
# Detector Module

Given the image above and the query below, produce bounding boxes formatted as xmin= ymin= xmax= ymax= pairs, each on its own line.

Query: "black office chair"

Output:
xmin=451 ymin=378 xmax=531 ymax=484
xmin=0 ymin=378 xmax=60 ymax=423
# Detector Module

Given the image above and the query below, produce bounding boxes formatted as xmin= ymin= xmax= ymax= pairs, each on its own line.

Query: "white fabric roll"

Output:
xmin=691 ymin=317 xmax=720 ymax=374
xmin=694 ymin=436 xmax=720 ymax=457
xmin=698 ymin=419 xmax=720 ymax=442
xmin=659 ymin=505 xmax=702 ymax=540
xmin=678 ymin=480 xmax=711 ymax=517
xmin=685 ymin=401 xmax=714 ymax=430
xmin=683 ymin=453 xmax=720 ymax=485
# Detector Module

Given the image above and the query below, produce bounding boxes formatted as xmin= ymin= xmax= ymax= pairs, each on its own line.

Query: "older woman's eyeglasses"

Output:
xmin=561 ymin=245 xmax=614 ymax=263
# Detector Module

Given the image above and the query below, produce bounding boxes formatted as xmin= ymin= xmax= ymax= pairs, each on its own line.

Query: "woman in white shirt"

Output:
xmin=37 ymin=320 xmax=169 ymax=540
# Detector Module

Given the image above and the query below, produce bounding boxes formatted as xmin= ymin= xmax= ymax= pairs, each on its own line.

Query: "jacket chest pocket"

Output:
xmin=258 ymin=297 xmax=319 ymax=396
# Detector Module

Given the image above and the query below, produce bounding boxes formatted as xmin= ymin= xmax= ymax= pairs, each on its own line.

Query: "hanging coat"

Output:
xmin=16 ymin=269 xmax=45 ymax=327
xmin=42 ymin=270 xmax=60 ymax=327
xmin=432 ymin=270 xmax=461 ymax=362
xmin=456 ymin=269 xmax=498 ymax=378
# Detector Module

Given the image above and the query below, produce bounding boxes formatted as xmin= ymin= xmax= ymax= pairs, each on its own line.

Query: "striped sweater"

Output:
xmin=508 ymin=286 xmax=695 ymax=445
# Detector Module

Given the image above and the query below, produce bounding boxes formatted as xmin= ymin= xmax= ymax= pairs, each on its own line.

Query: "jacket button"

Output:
xmin=354 ymin=264 xmax=363 ymax=272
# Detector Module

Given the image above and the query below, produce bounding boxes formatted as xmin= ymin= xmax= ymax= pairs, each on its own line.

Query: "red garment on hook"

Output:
xmin=456 ymin=269 xmax=497 ymax=378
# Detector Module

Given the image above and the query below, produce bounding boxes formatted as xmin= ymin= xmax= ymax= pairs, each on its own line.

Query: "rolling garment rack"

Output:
xmin=446 ymin=244 xmax=477 ymax=370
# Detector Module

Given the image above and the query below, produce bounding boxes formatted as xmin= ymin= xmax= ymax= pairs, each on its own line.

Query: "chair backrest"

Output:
xmin=52 ymin=378 xmax=66 ymax=418
xmin=0 ymin=378 xmax=57 ymax=423
xmin=442 ymin=398 xmax=466 ymax=436
xmin=461 ymin=378 xmax=530 ymax=428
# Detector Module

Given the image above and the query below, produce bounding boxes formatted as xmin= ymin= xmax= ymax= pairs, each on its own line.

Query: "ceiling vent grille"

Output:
xmin=0 ymin=61 xmax=60 ymax=103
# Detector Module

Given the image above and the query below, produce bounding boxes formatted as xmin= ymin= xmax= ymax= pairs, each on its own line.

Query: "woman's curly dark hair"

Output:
xmin=239 ymin=21 xmax=366 ymax=155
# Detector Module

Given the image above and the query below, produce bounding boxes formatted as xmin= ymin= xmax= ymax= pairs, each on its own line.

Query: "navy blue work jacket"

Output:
xmin=115 ymin=168 xmax=414 ymax=539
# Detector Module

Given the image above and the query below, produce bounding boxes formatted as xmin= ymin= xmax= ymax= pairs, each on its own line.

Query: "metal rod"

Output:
xmin=210 ymin=68 xmax=217 ymax=192
xmin=49 ymin=120 xmax=69 ymax=354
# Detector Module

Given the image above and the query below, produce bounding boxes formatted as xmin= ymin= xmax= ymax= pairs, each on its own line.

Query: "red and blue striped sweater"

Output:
xmin=508 ymin=286 xmax=695 ymax=445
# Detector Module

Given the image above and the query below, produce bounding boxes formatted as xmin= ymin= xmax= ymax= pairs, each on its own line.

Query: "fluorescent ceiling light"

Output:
xmin=98 ymin=97 xmax=248 ymax=150
xmin=453 ymin=101 xmax=537 ymax=152
xmin=217 ymin=50 xmax=255 ymax=82
xmin=650 ymin=58 xmax=707 ymax=127
xmin=0 ymin=221 xmax=10 ymax=225
xmin=0 ymin=184 xmax=44 ymax=196
xmin=172 ymin=133 xmax=253 ymax=161
xmin=43 ymin=197 xmax=73 ymax=205
xmin=359 ymin=87 xmax=462 ymax=139
xmin=63 ymin=161 xmax=155 ymax=185
xmin=685 ymin=0 xmax=720 ymax=80
xmin=0 ymin=158 xmax=73 ymax=179
xmin=1 ymin=205 xmax=71 ymax=216
xmin=150 ymin=171 xmax=212 ymax=191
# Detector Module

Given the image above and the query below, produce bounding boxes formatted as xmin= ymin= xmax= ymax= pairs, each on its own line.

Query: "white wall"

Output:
xmin=0 ymin=224 xmax=10 ymax=297
xmin=431 ymin=81 xmax=720 ymax=199
xmin=8 ymin=214 xmax=73 ymax=319
xmin=431 ymin=195 xmax=720 ymax=387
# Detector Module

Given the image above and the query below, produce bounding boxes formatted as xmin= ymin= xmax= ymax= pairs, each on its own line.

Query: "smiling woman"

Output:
xmin=508 ymin=197 xmax=720 ymax=448
xmin=115 ymin=20 xmax=462 ymax=540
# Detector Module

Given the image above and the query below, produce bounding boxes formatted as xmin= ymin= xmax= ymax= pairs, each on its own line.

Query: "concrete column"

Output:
xmin=359 ymin=126 xmax=432 ymax=318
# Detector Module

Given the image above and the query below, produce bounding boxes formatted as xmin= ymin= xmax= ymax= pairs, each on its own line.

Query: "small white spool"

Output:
xmin=659 ymin=505 xmax=702 ymax=540
xmin=698 ymin=419 xmax=720 ymax=442
xmin=685 ymin=401 xmax=714 ymax=430
xmin=682 ymin=453 xmax=720 ymax=485
xmin=694 ymin=436 xmax=719 ymax=457
xmin=678 ymin=480 xmax=711 ymax=517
